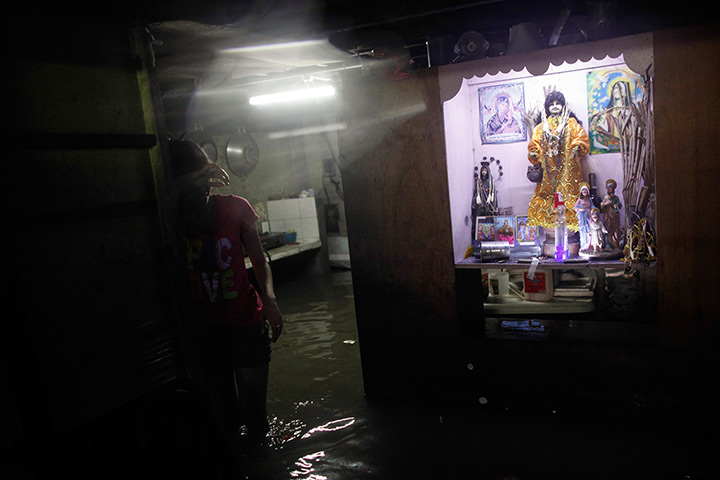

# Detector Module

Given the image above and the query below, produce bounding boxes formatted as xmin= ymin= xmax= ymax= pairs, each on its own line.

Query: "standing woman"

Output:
xmin=169 ymin=139 xmax=283 ymax=448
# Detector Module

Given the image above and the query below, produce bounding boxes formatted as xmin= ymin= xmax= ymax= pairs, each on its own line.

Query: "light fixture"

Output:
xmin=249 ymin=85 xmax=335 ymax=106
xmin=224 ymin=39 xmax=328 ymax=54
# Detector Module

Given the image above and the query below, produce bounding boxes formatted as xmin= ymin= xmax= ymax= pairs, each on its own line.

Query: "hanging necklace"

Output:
xmin=541 ymin=107 xmax=569 ymax=193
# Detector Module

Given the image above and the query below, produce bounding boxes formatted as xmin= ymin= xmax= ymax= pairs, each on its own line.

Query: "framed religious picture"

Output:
xmin=515 ymin=215 xmax=539 ymax=246
xmin=478 ymin=82 xmax=527 ymax=144
xmin=475 ymin=216 xmax=496 ymax=241
xmin=494 ymin=216 xmax=516 ymax=245
xmin=586 ymin=66 xmax=645 ymax=155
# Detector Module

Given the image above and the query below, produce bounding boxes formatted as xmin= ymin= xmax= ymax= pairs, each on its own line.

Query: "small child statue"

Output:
xmin=588 ymin=207 xmax=608 ymax=253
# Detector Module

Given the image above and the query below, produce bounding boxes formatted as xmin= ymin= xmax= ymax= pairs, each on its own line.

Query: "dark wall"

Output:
xmin=4 ymin=15 xmax=185 ymax=453
xmin=654 ymin=23 xmax=720 ymax=351
xmin=338 ymin=68 xmax=460 ymax=398
xmin=653 ymin=23 xmax=720 ymax=400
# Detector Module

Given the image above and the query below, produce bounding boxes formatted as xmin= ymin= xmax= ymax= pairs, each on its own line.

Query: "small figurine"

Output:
xmin=472 ymin=160 xmax=499 ymax=215
xmin=574 ymin=182 xmax=593 ymax=250
xmin=588 ymin=207 xmax=607 ymax=253
xmin=471 ymin=159 xmax=499 ymax=242
xmin=600 ymin=178 xmax=623 ymax=249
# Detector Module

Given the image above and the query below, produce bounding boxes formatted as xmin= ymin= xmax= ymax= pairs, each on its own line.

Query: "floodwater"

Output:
xmin=232 ymin=269 xmax=717 ymax=480
xmin=239 ymin=269 xmax=370 ymax=479
xmin=5 ymin=269 xmax=715 ymax=479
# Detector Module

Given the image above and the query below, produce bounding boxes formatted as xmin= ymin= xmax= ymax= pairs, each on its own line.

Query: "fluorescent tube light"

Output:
xmin=224 ymin=40 xmax=328 ymax=54
xmin=249 ymin=86 xmax=335 ymax=106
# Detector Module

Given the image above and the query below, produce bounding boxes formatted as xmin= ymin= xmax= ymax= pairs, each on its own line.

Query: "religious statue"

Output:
xmin=600 ymin=178 xmax=623 ymax=249
xmin=471 ymin=159 xmax=499 ymax=242
xmin=527 ymin=90 xmax=590 ymax=231
xmin=574 ymin=182 xmax=593 ymax=250
xmin=588 ymin=207 xmax=607 ymax=253
xmin=472 ymin=160 xmax=498 ymax=215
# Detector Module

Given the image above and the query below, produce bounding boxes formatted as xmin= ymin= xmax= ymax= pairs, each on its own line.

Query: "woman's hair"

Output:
xmin=168 ymin=139 xmax=211 ymax=178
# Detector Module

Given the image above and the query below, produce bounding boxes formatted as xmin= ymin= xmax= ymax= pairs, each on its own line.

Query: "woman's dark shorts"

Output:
xmin=196 ymin=322 xmax=271 ymax=374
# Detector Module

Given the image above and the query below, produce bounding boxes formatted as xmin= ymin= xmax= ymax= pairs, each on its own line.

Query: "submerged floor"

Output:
xmin=3 ymin=268 xmax=716 ymax=479
xmin=236 ymin=269 xmax=716 ymax=480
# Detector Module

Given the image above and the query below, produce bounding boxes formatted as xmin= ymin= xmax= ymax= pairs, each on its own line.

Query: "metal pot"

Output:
xmin=226 ymin=130 xmax=259 ymax=177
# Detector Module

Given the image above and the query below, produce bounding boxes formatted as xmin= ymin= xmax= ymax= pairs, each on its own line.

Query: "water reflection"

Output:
xmin=288 ymin=418 xmax=357 ymax=479
xmin=290 ymin=450 xmax=326 ymax=479
xmin=266 ymin=415 xmax=306 ymax=448
xmin=301 ymin=417 xmax=356 ymax=439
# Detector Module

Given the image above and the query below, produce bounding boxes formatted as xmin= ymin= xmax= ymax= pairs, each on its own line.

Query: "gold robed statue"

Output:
xmin=527 ymin=90 xmax=590 ymax=231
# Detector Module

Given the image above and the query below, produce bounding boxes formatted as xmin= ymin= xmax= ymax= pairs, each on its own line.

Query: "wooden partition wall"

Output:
xmin=654 ymin=23 xmax=720 ymax=354
xmin=338 ymin=68 xmax=460 ymax=397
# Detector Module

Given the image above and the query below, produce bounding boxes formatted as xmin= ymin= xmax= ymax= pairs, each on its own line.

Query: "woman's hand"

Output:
xmin=172 ymin=163 xmax=230 ymax=194
xmin=262 ymin=297 xmax=283 ymax=342
xmin=200 ymin=164 xmax=230 ymax=187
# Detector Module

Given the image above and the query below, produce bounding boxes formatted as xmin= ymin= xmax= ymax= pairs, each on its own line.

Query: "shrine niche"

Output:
xmin=440 ymin=33 xmax=654 ymax=269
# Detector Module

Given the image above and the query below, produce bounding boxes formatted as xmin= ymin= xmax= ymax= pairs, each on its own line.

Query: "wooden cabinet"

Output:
xmin=339 ymin=24 xmax=719 ymax=417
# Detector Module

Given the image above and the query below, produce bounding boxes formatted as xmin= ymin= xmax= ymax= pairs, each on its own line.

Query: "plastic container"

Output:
xmin=523 ymin=259 xmax=554 ymax=302
xmin=495 ymin=271 xmax=510 ymax=296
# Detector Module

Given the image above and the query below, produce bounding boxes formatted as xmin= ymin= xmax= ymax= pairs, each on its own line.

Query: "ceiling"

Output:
xmin=124 ymin=0 xmax=708 ymax=133
xmin=142 ymin=1 xmax=697 ymax=88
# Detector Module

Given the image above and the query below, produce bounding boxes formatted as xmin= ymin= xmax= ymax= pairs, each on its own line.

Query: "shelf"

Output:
xmin=484 ymin=296 xmax=595 ymax=315
xmin=484 ymin=317 xmax=659 ymax=344
xmin=456 ymin=257 xmax=629 ymax=270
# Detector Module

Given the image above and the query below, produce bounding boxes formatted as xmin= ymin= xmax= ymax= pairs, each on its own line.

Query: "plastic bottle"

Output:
xmin=554 ymin=192 xmax=568 ymax=262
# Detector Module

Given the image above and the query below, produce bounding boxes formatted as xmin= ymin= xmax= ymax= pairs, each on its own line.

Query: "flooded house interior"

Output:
xmin=4 ymin=1 xmax=720 ymax=478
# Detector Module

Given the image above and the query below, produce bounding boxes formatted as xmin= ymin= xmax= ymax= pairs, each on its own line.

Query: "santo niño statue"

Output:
xmin=527 ymin=90 xmax=590 ymax=232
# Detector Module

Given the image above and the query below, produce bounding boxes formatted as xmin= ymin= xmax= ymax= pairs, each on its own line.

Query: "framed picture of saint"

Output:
xmin=516 ymin=215 xmax=539 ymax=246
xmin=586 ymin=67 xmax=645 ymax=155
xmin=475 ymin=216 xmax=496 ymax=241
xmin=494 ymin=216 xmax=516 ymax=245
xmin=478 ymin=82 xmax=527 ymax=144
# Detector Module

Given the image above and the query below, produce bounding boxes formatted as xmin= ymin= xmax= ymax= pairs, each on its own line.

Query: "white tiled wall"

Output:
xmin=266 ymin=198 xmax=320 ymax=242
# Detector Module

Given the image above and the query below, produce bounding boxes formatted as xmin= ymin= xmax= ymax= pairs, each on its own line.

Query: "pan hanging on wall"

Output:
xmin=181 ymin=127 xmax=218 ymax=161
xmin=226 ymin=128 xmax=259 ymax=177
